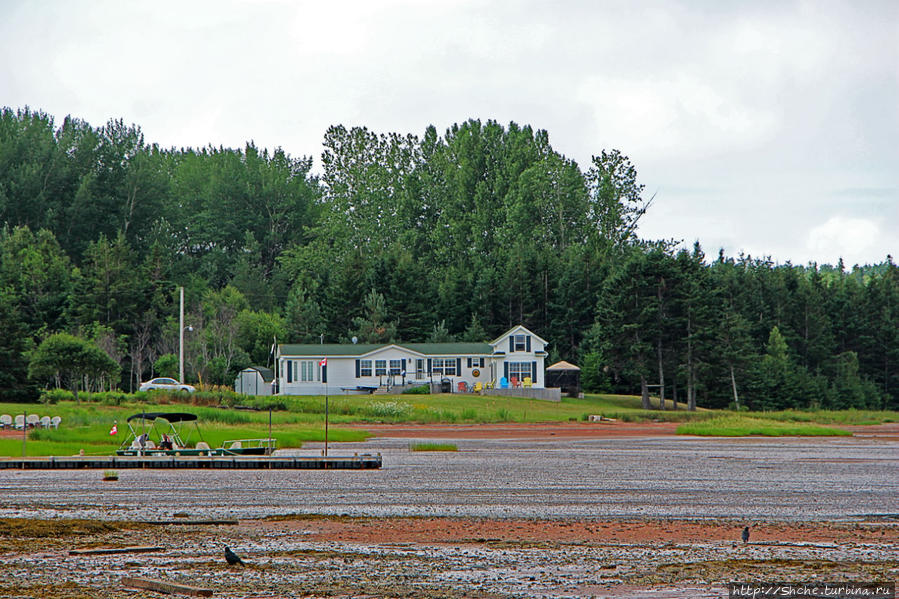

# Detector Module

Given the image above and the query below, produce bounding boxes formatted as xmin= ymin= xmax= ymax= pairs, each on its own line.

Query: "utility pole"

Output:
xmin=179 ymin=286 xmax=185 ymax=383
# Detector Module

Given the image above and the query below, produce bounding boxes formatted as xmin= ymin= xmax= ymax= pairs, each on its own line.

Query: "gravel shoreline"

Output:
xmin=1 ymin=515 xmax=896 ymax=598
xmin=2 ymin=430 xmax=897 ymax=597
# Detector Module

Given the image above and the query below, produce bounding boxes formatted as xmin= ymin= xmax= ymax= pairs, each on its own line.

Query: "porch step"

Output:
xmin=373 ymin=383 xmax=417 ymax=395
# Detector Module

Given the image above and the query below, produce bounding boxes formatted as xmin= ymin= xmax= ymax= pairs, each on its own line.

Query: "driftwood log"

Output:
xmin=69 ymin=545 xmax=164 ymax=555
xmin=123 ymin=576 xmax=213 ymax=597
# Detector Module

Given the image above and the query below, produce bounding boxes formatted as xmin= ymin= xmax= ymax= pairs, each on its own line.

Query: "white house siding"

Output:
xmin=351 ymin=346 xmax=420 ymax=389
xmin=413 ymin=353 xmax=492 ymax=391
xmin=278 ymin=355 xmax=348 ymax=396
xmin=276 ymin=326 xmax=547 ymax=395
xmin=489 ymin=326 xmax=548 ymax=388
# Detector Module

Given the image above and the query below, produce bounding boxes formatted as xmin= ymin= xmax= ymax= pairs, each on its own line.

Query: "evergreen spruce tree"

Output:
xmin=428 ymin=320 xmax=454 ymax=343
xmin=350 ymin=289 xmax=397 ymax=344
xmin=461 ymin=314 xmax=489 ymax=342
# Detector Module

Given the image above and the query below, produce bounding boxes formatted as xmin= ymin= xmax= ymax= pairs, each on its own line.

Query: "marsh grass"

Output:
xmin=409 ymin=442 xmax=458 ymax=452
xmin=676 ymin=415 xmax=852 ymax=437
xmin=750 ymin=408 xmax=897 ymax=425
xmin=460 ymin=408 xmax=477 ymax=421
xmin=0 ymin=518 xmax=138 ymax=538
xmin=34 ymin=389 xmax=896 ymax=425
xmin=2 ymin=394 xmax=893 ymax=456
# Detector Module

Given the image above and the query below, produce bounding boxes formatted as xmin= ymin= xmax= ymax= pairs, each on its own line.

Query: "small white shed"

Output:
xmin=234 ymin=366 xmax=275 ymax=396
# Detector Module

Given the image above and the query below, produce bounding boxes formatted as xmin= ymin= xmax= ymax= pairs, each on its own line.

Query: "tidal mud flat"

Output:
xmin=0 ymin=515 xmax=896 ymax=599
xmin=1 ymin=427 xmax=897 ymax=597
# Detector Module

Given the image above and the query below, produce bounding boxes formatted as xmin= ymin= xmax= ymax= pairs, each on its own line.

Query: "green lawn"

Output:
xmin=1 ymin=395 xmax=895 ymax=456
xmin=271 ymin=392 xmax=712 ymax=424
xmin=0 ymin=401 xmax=369 ymax=457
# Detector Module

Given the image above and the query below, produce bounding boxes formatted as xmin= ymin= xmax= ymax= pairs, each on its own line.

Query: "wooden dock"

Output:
xmin=0 ymin=454 xmax=382 ymax=470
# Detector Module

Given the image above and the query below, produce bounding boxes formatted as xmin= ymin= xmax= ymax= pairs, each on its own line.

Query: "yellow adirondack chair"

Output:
xmin=523 ymin=376 xmax=533 ymax=388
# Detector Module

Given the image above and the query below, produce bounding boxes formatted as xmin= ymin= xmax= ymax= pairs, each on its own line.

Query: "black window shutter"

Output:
xmin=402 ymin=358 xmax=407 ymax=373
xmin=355 ymin=359 xmax=360 ymax=378
xmin=427 ymin=358 xmax=432 ymax=374
xmin=322 ymin=365 xmax=327 ymax=383
xmin=526 ymin=336 xmax=531 ymax=352
xmin=509 ymin=337 xmax=514 ymax=352
xmin=456 ymin=358 xmax=462 ymax=374
xmin=532 ymin=361 xmax=537 ymax=383
xmin=286 ymin=360 xmax=292 ymax=383
xmin=467 ymin=357 xmax=472 ymax=368
xmin=504 ymin=362 xmax=509 ymax=380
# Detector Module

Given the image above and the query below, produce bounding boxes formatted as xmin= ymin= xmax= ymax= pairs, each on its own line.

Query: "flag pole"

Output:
xmin=321 ymin=357 xmax=329 ymax=457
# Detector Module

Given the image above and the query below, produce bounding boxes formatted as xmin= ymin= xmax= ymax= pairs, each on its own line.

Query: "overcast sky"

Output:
xmin=2 ymin=0 xmax=896 ymax=267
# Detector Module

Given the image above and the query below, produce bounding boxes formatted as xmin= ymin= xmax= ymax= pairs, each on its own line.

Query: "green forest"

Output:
xmin=1 ymin=106 xmax=896 ymax=410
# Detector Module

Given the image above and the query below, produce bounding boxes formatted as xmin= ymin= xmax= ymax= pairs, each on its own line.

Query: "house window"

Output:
xmin=375 ymin=360 xmax=387 ymax=376
xmin=360 ymin=360 xmax=372 ymax=377
xmin=513 ymin=335 xmax=527 ymax=352
xmin=300 ymin=361 xmax=318 ymax=382
xmin=416 ymin=359 xmax=424 ymax=378
xmin=508 ymin=361 xmax=531 ymax=382
xmin=389 ymin=359 xmax=403 ymax=375
xmin=433 ymin=358 xmax=456 ymax=376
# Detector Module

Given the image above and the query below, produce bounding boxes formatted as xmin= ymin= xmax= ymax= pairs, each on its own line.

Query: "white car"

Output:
xmin=139 ymin=377 xmax=196 ymax=393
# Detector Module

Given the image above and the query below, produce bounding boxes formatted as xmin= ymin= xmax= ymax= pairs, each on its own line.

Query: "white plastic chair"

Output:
xmin=26 ymin=414 xmax=39 ymax=428
xmin=40 ymin=416 xmax=51 ymax=428
xmin=14 ymin=415 xmax=25 ymax=430
xmin=50 ymin=416 xmax=61 ymax=429
xmin=0 ymin=414 xmax=11 ymax=428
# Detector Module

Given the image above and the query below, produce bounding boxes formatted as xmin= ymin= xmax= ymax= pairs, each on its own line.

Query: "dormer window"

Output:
xmin=514 ymin=335 xmax=527 ymax=351
xmin=511 ymin=334 xmax=531 ymax=352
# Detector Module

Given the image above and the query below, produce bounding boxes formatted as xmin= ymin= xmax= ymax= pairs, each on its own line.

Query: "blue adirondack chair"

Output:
xmin=499 ymin=377 xmax=510 ymax=389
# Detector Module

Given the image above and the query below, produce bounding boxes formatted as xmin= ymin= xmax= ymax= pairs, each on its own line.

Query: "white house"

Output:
xmin=276 ymin=325 xmax=548 ymax=395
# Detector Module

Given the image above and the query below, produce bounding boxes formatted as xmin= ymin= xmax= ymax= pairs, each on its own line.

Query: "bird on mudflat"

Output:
xmin=741 ymin=526 xmax=750 ymax=543
xmin=224 ymin=546 xmax=245 ymax=566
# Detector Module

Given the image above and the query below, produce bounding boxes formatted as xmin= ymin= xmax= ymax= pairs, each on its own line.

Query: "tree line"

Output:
xmin=1 ymin=106 xmax=896 ymax=410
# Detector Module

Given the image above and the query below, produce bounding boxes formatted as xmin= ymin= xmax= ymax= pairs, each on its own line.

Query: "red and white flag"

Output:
xmin=319 ymin=357 xmax=327 ymax=367
xmin=109 ymin=424 xmax=117 ymax=435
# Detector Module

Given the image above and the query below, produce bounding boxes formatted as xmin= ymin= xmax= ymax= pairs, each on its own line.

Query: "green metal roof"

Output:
xmin=403 ymin=342 xmax=492 ymax=355
xmin=279 ymin=343 xmax=384 ymax=356
xmin=279 ymin=341 xmax=493 ymax=357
